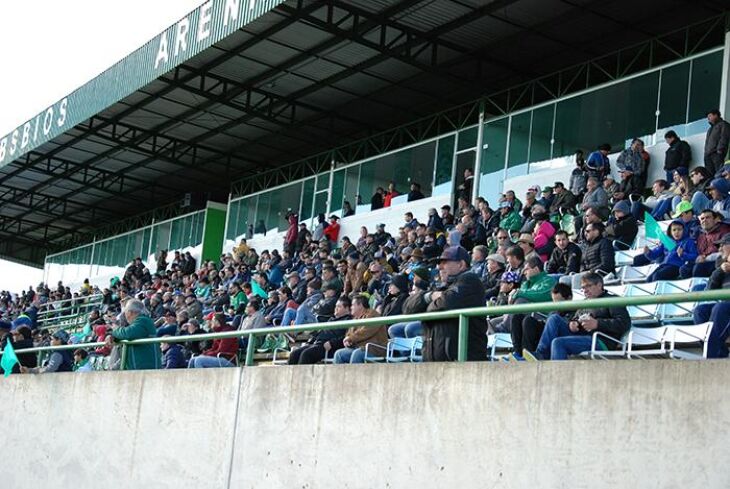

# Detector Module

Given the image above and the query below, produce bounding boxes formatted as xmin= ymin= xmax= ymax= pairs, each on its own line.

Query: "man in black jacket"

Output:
xmin=422 ymin=246 xmax=487 ymax=361
xmin=527 ymin=272 xmax=630 ymax=360
xmin=664 ymin=130 xmax=692 ymax=182
xmin=546 ymin=231 xmax=582 ymax=275
xmin=605 ymin=200 xmax=639 ymax=250
xmin=286 ymin=271 xmax=307 ymax=306
xmin=705 ymin=109 xmax=730 ymax=176
xmin=288 ymin=296 xmax=352 ymax=365
xmin=559 ymin=222 xmax=615 ymax=288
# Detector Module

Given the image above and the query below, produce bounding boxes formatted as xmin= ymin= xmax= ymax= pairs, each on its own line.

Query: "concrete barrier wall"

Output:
xmin=3 ymin=362 xmax=730 ymax=488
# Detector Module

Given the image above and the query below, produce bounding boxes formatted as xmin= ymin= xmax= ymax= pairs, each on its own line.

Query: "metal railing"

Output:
xmin=5 ymin=288 xmax=730 ymax=369
xmin=36 ymin=294 xmax=104 ymax=332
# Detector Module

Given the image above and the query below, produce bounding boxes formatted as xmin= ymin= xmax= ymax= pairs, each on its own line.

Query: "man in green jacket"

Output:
xmin=109 ymin=299 xmax=161 ymax=370
xmin=508 ymin=256 xmax=556 ymax=357
xmin=498 ymin=201 xmax=522 ymax=234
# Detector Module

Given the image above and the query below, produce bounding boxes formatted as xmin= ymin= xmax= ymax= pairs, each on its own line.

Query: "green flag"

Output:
xmin=644 ymin=212 xmax=676 ymax=251
xmin=1 ymin=340 xmax=19 ymax=378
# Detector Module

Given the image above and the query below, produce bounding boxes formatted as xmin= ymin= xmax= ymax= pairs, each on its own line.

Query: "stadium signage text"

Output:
xmin=154 ymin=0 xmax=261 ymax=70
xmin=0 ymin=98 xmax=69 ymax=163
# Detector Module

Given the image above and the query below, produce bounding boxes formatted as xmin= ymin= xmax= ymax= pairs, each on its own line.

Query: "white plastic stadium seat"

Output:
xmin=665 ymin=322 xmax=712 ymax=360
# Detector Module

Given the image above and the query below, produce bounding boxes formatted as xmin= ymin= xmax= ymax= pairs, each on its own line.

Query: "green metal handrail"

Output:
xmin=5 ymin=288 xmax=730 ymax=368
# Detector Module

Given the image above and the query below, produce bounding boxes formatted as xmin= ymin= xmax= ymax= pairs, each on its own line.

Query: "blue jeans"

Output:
xmin=694 ymin=301 xmax=730 ymax=358
xmin=536 ymin=314 xmax=593 ymax=360
xmin=187 ymin=355 xmax=235 ymax=368
xmin=294 ymin=306 xmax=316 ymax=325
xmin=691 ymin=192 xmax=712 ymax=214
xmin=388 ymin=321 xmax=423 ymax=338
xmin=679 ymin=260 xmax=716 ymax=279
xmin=647 ymin=264 xmax=680 ymax=282
xmin=281 ymin=307 xmax=297 ymax=326
xmin=651 ymin=198 xmax=673 ymax=221
xmin=333 ymin=347 xmax=366 ymax=364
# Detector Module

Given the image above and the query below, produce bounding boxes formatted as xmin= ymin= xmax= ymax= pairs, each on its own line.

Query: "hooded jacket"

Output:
xmin=513 ymin=271 xmax=556 ymax=303
xmin=710 ymin=178 xmax=730 ymax=219
xmin=645 ymin=219 xmax=698 ymax=268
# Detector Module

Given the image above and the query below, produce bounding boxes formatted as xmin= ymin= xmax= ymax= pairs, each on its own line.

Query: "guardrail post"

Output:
xmin=120 ymin=343 xmax=128 ymax=371
xmin=245 ymin=334 xmax=255 ymax=367
xmin=457 ymin=314 xmax=469 ymax=362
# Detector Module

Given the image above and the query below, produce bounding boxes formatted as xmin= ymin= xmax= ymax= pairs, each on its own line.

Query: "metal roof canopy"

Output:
xmin=0 ymin=0 xmax=727 ymax=265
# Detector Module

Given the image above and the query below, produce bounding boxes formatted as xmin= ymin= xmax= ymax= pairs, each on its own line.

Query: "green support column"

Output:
xmin=201 ymin=203 xmax=228 ymax=263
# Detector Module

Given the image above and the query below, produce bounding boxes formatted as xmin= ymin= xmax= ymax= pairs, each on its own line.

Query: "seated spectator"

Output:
xmin=379 ymin=274 xmax=409 ymax=317
xmin=470 ymin=245 xmax=488 ymax=278
xmin=288 ymin=296 xmax=352 ymax=365
xmin=73 ymin=349 xmax=94 ymax=372
xmin=498 ymin=201 xmax=522 ymax=234
xmin=334 ymin=295 xmax=385 ymax=364
xmin=423 ymin=246 xmax=488 ymax=361
xmin=560 ymin=222 xmax=615 ymax=289
xmin=511 ymin=283 xmax=573 ymax=358
xmin=281 ymin=278 xmax=322 ymax=326
xmin=680 ymin=210 xmax=730 ymax=278
xmin=505 ymin=245 xmax=525 ymax=278
xmin=188 ymin=313 xmax=238 ymax=368
xmin=21 ymin=330 xmax=73 ymax=374
xmin=612 ymin=167 xmax=641 ymax=203
xmin=546 ymin=230 xmax=582 ymax=276
xmin=6 ymin=325 xmax=37 ymax=373
xmin=239 ymin=300 xmax=266 ymax=331
xmin=516 ymin=233 xmax=540 ymax=263
xmin=538 ymin=186 xmax=554 ymax=210
xmin=652 ymin=170 xmax=691 ymax=220
xmin=630 ymin=179 xmax=673 ymax=221
xmin=693 ymin=244 xmax=730 ymax=357
xmin=604 ymin=201 xmax=638 ymax=250
xmin=580 ymin=177 xmax=609 ymax=219
xmin=487 ymin=271 xmax=521 ymax=332
xmin=156 ymin=310 xmax=178 ymax=337
xmin=549 ymin=181 xmax=577 ymax=217
xmin=179 ymin=319 xmax=206 ymax=359
xmin=483 ymin=253 xmax=506 ymax=300
xmin=160 ymin=337 xmax=186 ymax=369
xmin=526 ymin=272 xmax=630 ymax=360
xmin=507 ymin=257 xmax=557 ymax=357
xmin=706 ymin=178 xmax=730 ymax=219
xmin=684 ymin=166 xmax=713 ymax=214
xmin=389 ymin=269 xmax=429 ymax=339
xmin=632 ymin=219 xmax=698 ymax=282
xmin=531 ymin=205 xmax=556 ymax=262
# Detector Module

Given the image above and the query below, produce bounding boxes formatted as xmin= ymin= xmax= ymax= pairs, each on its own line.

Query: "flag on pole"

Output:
xmin=1 ymin=340 xmax=19 ymax=377
xmin=644 ymin=212 xmax=676 ymax=251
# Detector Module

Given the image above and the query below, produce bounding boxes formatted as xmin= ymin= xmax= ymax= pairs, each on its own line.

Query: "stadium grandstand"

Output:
xmin=2 ymin=1 xmax=730 ymax=487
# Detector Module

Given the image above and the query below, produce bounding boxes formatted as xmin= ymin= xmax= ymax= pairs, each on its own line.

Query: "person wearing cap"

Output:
xmin=283 ymin=279 xmax=324 ymax=326
xmin=160 ymin=337 xmax=186 ymax=369
xmin=613 ymin=166 xmax=641 ymax=203
xmin=378 ymin=273 xmax=410 ymax=318
xmin=422 ymin=246 xmax=488 ymax=361
xmin=155 ymin=310 xmax=179 ymax=337
xmin=188 ymin=313 xmax=238 ymax=368
xmin=483 ymin=253 xmax=506 ymax=300
xmin=389 ymin=268 xmax=431 ymax=340
xmin=617 ymin=138 xmax=650 ymax=188
xmin=286 ymin=272 xmax=307 ymax=306
xmin=529 ymin=205 xmax=556 ymax=262
xmin=538 ymin=186 xmax=554 ymax=210
xmin=680 ymin=209 xmax=730 ymax=278
xmin=498 ymin=200 xmax=521 ymax=234
xmin=704 ymin=109 xmax=730 ymax=176
xmin=602 ymin=174 xmax=619 ymax=197
xmin=584 ymin=143 xmax=611 ymax=180
xmin=664 ymin=130 xmax=692 ymax=182
xmin=605 ymin=200 xmax=639 ymax=250
xmin=548 ymin=182 xmax=577 ymax=218
xmin=427 ymin=207 xmax=445 ymax=232
xmin=21 ymin=329 xmax=74 ymax=374
xmin=8 ymin=326 xmax=37 ymax=373
xmin=107 ymin=299 xmax=161 ymax=370
xmin=516 ymin=233 xmax=540 ymax=263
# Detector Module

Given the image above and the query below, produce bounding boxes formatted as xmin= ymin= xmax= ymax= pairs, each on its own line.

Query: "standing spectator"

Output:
xmin=383 ymin=182 xmax=399 ymax=207
xmin=323 ymin=215 xmax=341 ymax=248
xmin=283 ymin=211 xmax=298 ymax=255
xmin=312 ymin=214 xmax=328 ymax=242
xmin=160 ymin=337 xmax=186 ymax=369
xmin=108 ymin=299 xmax=160 ymax=370
xmin=616 ymin=138 xmax=650 ymax=189
xmin=664 ymin=130 xmax=692 ymax=182
xmin=569 ymin=150 xmax=588 ymax=197
xmin=704 ymin=109 xmax=730 ymax=176
xmin=584 ymin=144 xmax=611 ymax=180
xmin=370 ymin=187 xmax=385 ymax=211
xmin=407 ymin=182 xmax=425 ymax=201
xmin=422 ymin=246 xmax=487 ymax=361
xmin=458 ymin=168 xmax=474 ymax=202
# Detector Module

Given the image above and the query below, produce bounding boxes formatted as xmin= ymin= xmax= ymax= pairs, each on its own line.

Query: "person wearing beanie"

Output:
xmin=21 ymin=329 xmax=73 ymax=374
xmin=605 ymin=200 xmax=639 ymax=250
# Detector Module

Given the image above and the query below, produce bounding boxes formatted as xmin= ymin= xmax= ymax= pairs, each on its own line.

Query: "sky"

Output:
xmin=0 ymin=0 xmax=204 ymax=292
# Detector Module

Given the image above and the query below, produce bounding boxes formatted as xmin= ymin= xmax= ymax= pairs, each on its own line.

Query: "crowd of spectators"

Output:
xmin=2 ymin=109 xmax=730 ymax=373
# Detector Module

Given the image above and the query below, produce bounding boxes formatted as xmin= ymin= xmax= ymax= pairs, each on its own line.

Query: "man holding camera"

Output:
xmin=526 ymin=272 xmax=630 ymax=360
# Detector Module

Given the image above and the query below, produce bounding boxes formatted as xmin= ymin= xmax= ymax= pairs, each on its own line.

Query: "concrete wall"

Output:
xmin=3 ymin=362 xmax=730 ymax=488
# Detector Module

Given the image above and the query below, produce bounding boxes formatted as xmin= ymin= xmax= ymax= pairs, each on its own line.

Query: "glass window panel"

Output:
xmin=330 ymin=170 xmax=346 ymax=215
xmin=256 ymin=191 xmax=270 ymax=236
xmin=688 ymin=51 xmax=723 ymax=123
xmin=344 ymin=166 xmax=360 ymax=213
xmin=316 ymin=173 xmax=329 ymax=192
xmin=300 ymin=179 xmax=315 ymax=222
xmin=374 ymin=156 xmax=395 ymax=194
xmin=313 ymin=192 xmax=328 ymax=224
xmin=277 ymin=182 xmax=302 ymax=229
xmin=481 ymin=117 xmax=509 ymax=175
xmin=508 ymin=112 xmax=531 ymax=168
xmin=658 ymin=61 xmax=690 ymax=129
xmin=457 ymin=126 xmax=478 ymax=151
xmin=142 ymin=227 xmax=152 ymax=260
xmin=266 ymin=189 xmax=282 ymax=233
xmin=530 ymin=104 xmax=554 ymax=162
xmin=357 ymin=160 xmax=375 ymax=206
xmin=226 ymin=200 xmax=240 ymax=240
xmin=435 ymin=135 xmax=455 ymax=186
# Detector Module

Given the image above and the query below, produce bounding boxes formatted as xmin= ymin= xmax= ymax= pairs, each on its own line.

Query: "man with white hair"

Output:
xmin=107 ymin=299 xmax=160 ymax=370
